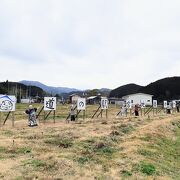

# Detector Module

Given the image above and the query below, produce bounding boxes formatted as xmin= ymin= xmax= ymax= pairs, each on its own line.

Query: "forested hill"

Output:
xmin=0 ymin=81 xmax=46 ymax=100
xmin=109 ymin=84 xmax=143 ymax=98
xmin=109 ymin=77 xmax=180 ymax=102
xmin=140 ymin=77 xmax=180 ymax=101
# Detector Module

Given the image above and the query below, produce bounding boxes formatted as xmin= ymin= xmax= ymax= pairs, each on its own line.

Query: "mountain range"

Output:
xmin=1 ymin=76 xmax=179 ymax=102
xmin=19 ymin=80 xmax=80 ymax=95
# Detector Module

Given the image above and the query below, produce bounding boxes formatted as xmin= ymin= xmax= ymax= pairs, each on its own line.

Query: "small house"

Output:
xmin=86 ymin=96 xmax=101 ymax=104
xmin=122 ymin=93 xmax=153 ymax=106
xmin=108 ymin=97 xmax=125 ymax=105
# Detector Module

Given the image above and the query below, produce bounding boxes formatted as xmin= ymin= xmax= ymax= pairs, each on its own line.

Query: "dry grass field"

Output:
xmin=0 ymin=104 xmax=180 ymax=180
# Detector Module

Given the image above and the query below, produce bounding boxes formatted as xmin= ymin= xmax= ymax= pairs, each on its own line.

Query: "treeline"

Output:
xmin=0 ymin=81 xmax=46 ymax=102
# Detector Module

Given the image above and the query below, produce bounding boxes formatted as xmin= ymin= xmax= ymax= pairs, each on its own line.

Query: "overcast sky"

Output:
xmin=0 ymin=0 xmax=180 ymax=89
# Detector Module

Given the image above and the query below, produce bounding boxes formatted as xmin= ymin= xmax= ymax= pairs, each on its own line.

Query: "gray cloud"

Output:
xmin=0 ymin=0 xmax=180 ymax=89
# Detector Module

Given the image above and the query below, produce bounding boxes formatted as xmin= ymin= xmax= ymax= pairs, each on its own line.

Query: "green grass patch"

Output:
xmin=0 ymin=146 xmax=6 ymax=153
xmin=23 ymin=159 xmax=46 ymax=168
xmin=112 ymin=124 xmax=135 ymax=135
xmin=44 ymin=137 xmax=73 ymax=148
xmin=140 ymin=162 xmax=156 ymax=175
xmin=134 ymin=161 xmax=156 ymax=176
xmin=120 ymin=170 xmax=132 ymax=177
xmin=1 ymin=130 xmax=14 ymax=137
xmin=23 ymin=158 xmax=58 ymax=172
xmin=139 ymin=134 xmax=152 ymax=142
xmin=137 ymin=148 xmax=155 ymax=157
xmin=75 ymin=137 xmax=118 ymax=165
xmin=136 ymin=121 xmax=180 ymax=178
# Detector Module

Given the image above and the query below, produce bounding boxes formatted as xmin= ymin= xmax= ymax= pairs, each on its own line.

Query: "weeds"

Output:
xmin=44 ymin=136 xmax=73 ymax=148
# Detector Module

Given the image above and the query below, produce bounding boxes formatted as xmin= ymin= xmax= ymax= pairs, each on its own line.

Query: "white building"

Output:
xmin=122 ymin=93 xmax=153 ymax=106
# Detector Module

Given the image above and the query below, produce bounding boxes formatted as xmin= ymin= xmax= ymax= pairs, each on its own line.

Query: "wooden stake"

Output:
xmin=53 ymin=110 xmax=56 ymax=123
xmin=83 ymin=110 xmax=85 ymax=120
xmin=76 ymin=109 xmax=78 ymax=121
xmin=12 ymin=112 xmax=15 ymax=127
xmin=44 ymin=111 xmax=46 ymax=123
xmin=0 ymin=112 xmax=1 ymax=127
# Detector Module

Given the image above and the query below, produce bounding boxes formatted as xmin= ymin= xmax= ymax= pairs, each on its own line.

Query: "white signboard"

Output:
xmin=77 ymin=98 xmax=86 ymax=110
xmin=173 ymin=101 xmax=176 ymax=108
xmin=153 ymin=100 xmax=158 ymax=108
xmin=140 ymin=100 xmax=145 ymax=108
xmin=44 ymin=97 xmax=56 ymax=111
xmin=0 ymin=95 xmax=16 ymax=112
xmin=164 ymin=101 xmax=168 ymax=109
xmin=101 ymin=98 xmax=108 ymax=109
xmin=126 ymin=101 xmax=132 ymax=109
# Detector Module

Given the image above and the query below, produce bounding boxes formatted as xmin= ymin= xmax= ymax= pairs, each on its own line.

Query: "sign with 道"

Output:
xmin=153 ymin=100 xmax=158 ymax=108
xmin=77 ymin=98 xmax=86 ymax=110
xmin=101 ymin=98 xmax=108 ymax=109
xmin=164 ymin=101 xmax=168 ymax=108
xmin=44 ymin=97 xmax=56 ymax=111
xmin=0 ymin=95 xmax=16 ymax=112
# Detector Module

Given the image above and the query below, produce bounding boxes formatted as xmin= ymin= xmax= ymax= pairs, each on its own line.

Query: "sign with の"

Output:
xmin=77 ymin=98 xmax=86 ymax=110
xmin=153 ymin=100 xmax=158 ymax=108
xmin=44 ymin=97 xmax=56 ymax=111
xmin=164 ymin=101 xmax=167 ymax=108
xmin=101 ymin=98 xmax=108 ymax=109
xmin=0 ymin=95 xmax=16 ymax=112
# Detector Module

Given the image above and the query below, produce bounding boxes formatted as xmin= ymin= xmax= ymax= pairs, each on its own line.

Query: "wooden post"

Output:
xmin=12 ymin=112 xmax=15 ymax=127
xmin=53 ymin=111 xmax=56 ymax=123
xmin=153 ymin=108 xmax=154 ymax=116
xmin=83 ymin=110 xmax=85 ymax=120
xmin=91 ymin=105 xmax=101 ymax=119
xmin=130 ymin=109 xmax=132 ymax=117
xmin=76 ymin=109 xmax=78 ymax=121
xmin=0 ymin=112 xmax=1 ymax=127
xmin=106 ymin=109 xmax=108 ymax=119
xmin=144 ymin=108 xmax=146 ymax=116
xmin=140 ymin=108 xmax=143 ymax=116
xmin=44 ymin=111 xmax=46 ymax=123
xmin=101 ymin=110 xmax=103 ymax=118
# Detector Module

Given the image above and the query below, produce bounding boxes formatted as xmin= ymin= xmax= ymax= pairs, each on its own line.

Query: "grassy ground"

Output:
xmin=0 ymin=104 xmax=179 ymax=179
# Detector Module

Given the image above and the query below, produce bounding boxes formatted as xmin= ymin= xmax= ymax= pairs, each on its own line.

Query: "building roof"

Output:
xmin=122 ymin=93 xmax=153 ymax=99
xmin=87 ymin=96 xmax=97 ymax=100
xmin=108 ymin=97 xmax=124 ymax=101
xmin=69 ymin=93 xmax=80 ymax=97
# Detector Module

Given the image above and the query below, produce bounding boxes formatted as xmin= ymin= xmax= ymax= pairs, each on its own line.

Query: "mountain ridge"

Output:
xmin=109 ymin=76 xmax=180 ymax=102
xmin=19 ymin=80 xmax=80 ymax=95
